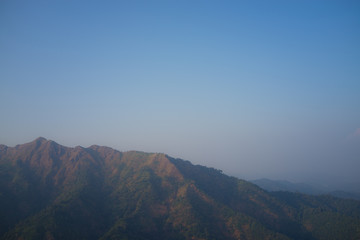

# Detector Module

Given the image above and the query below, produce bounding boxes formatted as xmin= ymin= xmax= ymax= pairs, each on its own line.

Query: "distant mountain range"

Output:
xmin=251 ymin=178 xmax=360 ymax=200
xmin=0 ymin=138 xmax=360 ymax=240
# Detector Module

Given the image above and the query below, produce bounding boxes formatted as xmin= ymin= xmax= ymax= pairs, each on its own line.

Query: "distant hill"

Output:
xmin=1 ymin=138 xmax=360 ymax=240
xmin=251 ymin=179 xmax=325 ymax=195
xmin=251 ymin=178 xmax=360 ymax=200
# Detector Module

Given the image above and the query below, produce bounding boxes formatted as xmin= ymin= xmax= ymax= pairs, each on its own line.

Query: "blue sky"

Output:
xmin=1 ymin=0 xmax=359 ymax=189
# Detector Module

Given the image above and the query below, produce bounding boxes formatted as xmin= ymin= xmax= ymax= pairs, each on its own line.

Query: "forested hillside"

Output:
xmin=0 ymin=138 xmax=359 ymax=240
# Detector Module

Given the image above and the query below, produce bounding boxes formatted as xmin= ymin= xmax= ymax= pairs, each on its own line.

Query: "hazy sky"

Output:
xmin=1 ymin=1 xmax=359 ymax=189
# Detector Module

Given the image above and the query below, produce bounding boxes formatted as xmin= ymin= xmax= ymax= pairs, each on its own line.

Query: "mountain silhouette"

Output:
xmin=0 ymin=138 xmax=359 ymax=240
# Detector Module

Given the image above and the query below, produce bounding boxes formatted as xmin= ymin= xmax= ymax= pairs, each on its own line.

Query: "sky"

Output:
xmin=1 ymin=0 xmax=359 ymax=190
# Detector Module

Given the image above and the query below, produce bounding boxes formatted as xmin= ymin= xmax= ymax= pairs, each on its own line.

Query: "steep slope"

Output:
xmin=0 ymin=138 xmax=108 ymax=239
xmin=0 ymin=138 xmax=359 ymax=240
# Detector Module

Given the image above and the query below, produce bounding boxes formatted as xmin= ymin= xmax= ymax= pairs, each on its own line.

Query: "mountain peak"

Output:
xmin=13 ymin=137 xmax=49 ymax=150
xmin=29 ymin=137 xmax=61 ymax=150
xmin=34 ymin=137 xmax=47 ymax=143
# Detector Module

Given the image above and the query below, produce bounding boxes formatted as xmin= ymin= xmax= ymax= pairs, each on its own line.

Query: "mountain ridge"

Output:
xmin=0 ymin=138 xmax=359 ymax=240
xmin=251 ymin=178 xmax=360 ymax=200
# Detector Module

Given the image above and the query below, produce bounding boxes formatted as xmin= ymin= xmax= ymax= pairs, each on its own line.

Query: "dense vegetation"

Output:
xmin=0 ymin=138 xmax=359 ymax=239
